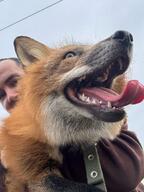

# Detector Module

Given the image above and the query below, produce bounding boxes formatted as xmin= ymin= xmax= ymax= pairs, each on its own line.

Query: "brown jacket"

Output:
xmin=61 ymin=125 xmax=144 ymax=192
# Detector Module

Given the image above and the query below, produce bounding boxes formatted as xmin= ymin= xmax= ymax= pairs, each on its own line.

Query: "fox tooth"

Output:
xmin=79 ymin=76 xmax=84 ymax=81
xmin=107 ymin=101 xmax=111 ymax=108
xmin=81 ymin=93 xmax=86 ymax=100
xmin=79 ymin=75 xmax=86 ymax=81
xmin=97 ymin=74 xmax=108 ymax=82
xmin=83 ymin=75 xmax=86 ymax=79
xmin=79 ymin=93 xmax=86 ymax=101
xmin=99 ymin=100 xmax=102 ymax=104
xmin=86 ymin=97 xmax=90 ymax=103
xmin=92 ymin=99 xmax=96 ymax=104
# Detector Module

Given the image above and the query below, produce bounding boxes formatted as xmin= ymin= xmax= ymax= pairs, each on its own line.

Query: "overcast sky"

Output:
xmin=0 ymin=0 xmax=143 ymax=145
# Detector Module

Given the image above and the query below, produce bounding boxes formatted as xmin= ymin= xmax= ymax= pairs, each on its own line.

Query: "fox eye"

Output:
xmin=64 ymin=51 xmax=76 ymax=59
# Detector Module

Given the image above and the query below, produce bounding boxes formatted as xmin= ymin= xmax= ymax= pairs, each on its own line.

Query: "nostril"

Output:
xmin=129 ymin=33 xmax=133 ymax=42
xmin=112 ymin=30 xmax=133 ymax=43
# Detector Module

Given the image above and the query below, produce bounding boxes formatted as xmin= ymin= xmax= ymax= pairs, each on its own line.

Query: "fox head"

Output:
xmin=13 ymin=31 xmax=132 ymax=146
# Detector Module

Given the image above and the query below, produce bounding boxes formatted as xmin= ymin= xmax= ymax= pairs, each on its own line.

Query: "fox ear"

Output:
xmin=14 ymin=36 xmax=52 ymax=67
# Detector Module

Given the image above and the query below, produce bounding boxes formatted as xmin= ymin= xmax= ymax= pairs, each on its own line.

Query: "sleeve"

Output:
xmin=97 ymin=125 xmax=144 ymax=192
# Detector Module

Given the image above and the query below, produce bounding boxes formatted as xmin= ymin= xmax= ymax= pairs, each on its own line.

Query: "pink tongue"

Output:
xmin=80 ymin=80 xmax=144 ymax=107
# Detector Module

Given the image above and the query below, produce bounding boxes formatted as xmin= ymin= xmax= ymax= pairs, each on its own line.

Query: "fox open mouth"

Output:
xmin=64 ymin=56 xmax=144 ymax=122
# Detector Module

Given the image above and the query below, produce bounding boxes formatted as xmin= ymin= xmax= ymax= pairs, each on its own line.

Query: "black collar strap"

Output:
xmin=82 ymin=143 xmax=107 ymax=192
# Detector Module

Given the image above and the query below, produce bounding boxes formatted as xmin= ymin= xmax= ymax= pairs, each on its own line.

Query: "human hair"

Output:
xmin=0 ymin=57 xmax=23 ymax=68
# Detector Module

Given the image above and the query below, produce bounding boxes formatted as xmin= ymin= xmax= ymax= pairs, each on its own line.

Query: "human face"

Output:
xmin=0 ymin=60 xmax=24 ymax=112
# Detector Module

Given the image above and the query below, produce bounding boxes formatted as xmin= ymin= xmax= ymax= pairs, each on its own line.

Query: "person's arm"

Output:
xmin=97 ymin=124 xmax=144 ymax=192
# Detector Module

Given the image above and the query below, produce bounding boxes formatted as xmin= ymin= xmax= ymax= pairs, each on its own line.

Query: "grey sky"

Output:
xmin=0 ymin=0 xmax=143 ymax=145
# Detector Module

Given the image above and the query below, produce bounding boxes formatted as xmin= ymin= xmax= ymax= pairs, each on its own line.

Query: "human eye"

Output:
xmin=7 ymin=77 xmax=19 ymax=88
xmin=0 ymin=89 xmax=6 ymax=100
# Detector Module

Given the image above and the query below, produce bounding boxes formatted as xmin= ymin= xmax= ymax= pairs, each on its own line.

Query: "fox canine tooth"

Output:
xmin=107 ymin=101 xmax=111 ymax=108
xmin=79 ymin=75 xmax=86 ymax=81
xmin=97 ymin=73 xmax=108 ymax=82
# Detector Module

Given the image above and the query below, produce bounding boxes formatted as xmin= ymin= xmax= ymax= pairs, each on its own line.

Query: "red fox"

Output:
xmin=0 ymin=31 xmax=144 ymax=191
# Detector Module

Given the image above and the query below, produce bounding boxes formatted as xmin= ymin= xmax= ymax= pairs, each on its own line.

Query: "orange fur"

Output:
xmin=0 ymin=36 xmax=128 ymax=191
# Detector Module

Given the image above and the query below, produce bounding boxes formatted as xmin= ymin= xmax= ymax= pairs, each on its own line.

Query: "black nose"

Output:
xmin=112 ymin=31 xmax=133 ymax=44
